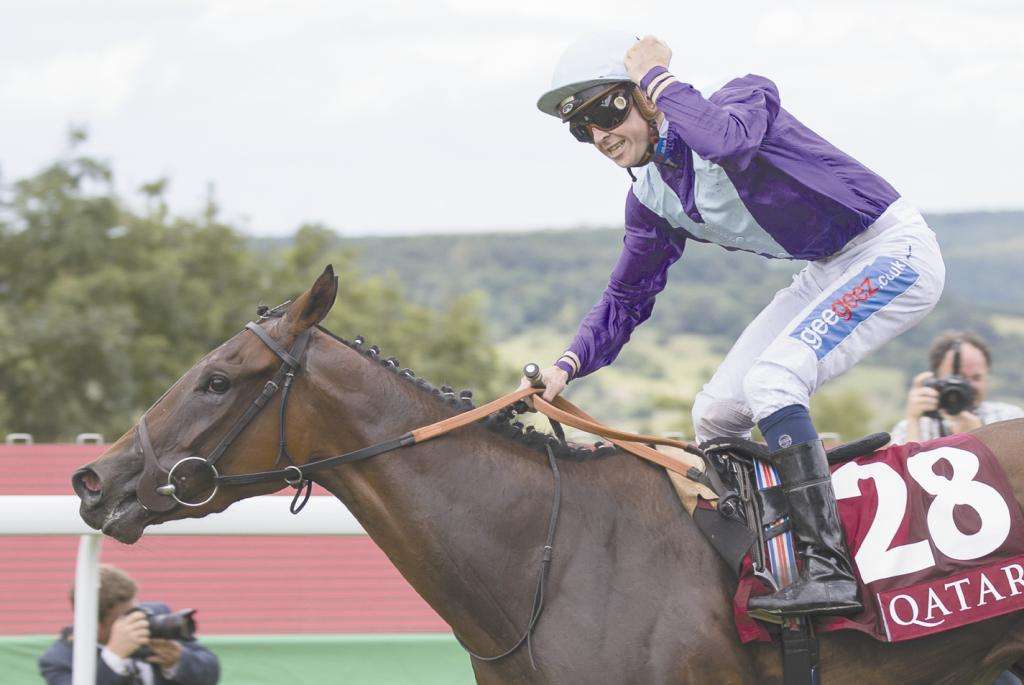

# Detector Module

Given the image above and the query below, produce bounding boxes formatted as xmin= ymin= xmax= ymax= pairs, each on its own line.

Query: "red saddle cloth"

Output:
xmin=734 ymin=432 xmax=1024 ymax=643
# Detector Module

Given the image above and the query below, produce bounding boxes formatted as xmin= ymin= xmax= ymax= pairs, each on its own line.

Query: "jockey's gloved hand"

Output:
xmin=624 ymin=35 xmax=672 ymax=84
xmin=517 ymin=365 xmax=569 ymax=411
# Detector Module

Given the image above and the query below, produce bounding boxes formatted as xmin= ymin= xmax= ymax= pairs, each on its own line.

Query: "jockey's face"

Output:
xmin=590 ymin=106 xmax=651 ymax=168
xmin=936 ymin=342 xmax=989 ymax=405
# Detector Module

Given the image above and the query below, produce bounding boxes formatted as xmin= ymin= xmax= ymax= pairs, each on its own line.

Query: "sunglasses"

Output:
xmin=560 ymin=84 xmax=635 ymax=143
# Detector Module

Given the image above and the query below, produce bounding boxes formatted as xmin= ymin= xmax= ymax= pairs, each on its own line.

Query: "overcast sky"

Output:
xmin=2 ymin=1 xmax=1021 ymax=236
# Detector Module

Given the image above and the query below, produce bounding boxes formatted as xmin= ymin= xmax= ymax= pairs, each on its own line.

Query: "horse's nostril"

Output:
xmin=81 ymin=471 xmax=101 ymax=492
xmin=72 ymin=468 xmax=103 ymax=500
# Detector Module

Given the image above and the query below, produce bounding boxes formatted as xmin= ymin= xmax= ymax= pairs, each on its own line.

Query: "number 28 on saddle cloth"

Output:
xmin=734 ymin=432 xmax=1024 ymax=643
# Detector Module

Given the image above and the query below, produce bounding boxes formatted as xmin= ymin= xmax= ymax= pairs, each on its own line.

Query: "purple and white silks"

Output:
xmin=556 ymin=67 xmax=902 ymax=381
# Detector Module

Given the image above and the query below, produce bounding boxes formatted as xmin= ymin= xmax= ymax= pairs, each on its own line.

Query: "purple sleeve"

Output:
xmin=641 ymin=66 xmax=780 ymax=171
xmin=557 ymin=191 xmax=685 ymax=380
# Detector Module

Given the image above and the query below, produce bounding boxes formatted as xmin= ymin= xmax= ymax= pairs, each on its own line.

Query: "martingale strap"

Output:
xmin=455 ymin=441 xmax=562 ymax=668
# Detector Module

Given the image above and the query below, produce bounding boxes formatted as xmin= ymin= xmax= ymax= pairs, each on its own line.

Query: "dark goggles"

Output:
xmin=560 ymin=83 xmax=635 ymax=143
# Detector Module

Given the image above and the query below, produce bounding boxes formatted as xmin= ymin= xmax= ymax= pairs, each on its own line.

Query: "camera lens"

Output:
xmin=927 ymin=375 xmax=977 ymax=416
xmin=940 ymin=387 xmax=969 ymax=414
xmin=146 ymin=609 xmax=197 ymax=640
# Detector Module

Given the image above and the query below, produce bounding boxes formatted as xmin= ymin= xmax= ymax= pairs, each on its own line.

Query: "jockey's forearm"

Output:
xmin=557 ymin=296 xmax=652 ymax=380
xmin=640 ymin=66 xmax=778 ymax=171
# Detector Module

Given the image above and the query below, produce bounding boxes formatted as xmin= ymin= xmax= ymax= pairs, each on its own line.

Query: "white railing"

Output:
xmin=1 ymin=495 xmax=364 ymax=685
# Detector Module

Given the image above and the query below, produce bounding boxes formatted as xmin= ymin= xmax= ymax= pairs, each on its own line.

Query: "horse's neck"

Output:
xmin=303 ymin=342 xmax=555 ymax=653
xmin=978 ymin=419 xmax=1024 ymax=505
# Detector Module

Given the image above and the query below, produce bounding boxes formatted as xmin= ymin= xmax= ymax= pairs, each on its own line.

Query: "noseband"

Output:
xmin=134 ymin=306 xmax=435 ymax=515
xmin=136 ymin=315 xmax=314 ymax=514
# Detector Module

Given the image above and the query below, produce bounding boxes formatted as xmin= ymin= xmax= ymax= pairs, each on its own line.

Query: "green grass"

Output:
xmin=1 ymin=634 xmax=475 ymax=685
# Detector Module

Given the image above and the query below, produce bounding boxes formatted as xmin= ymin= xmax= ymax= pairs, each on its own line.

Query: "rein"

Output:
xmin=214 ymin=386 xmax=711 ymax=490
xmin=136 ymin=316 xmax=715 ymax=666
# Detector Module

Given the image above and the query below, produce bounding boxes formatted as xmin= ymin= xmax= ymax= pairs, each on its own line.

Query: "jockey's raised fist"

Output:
xmin=625 ymin=35 xmax=672 ymax=84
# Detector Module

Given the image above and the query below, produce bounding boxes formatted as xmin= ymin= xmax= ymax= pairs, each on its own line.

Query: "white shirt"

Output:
xmin=100 ymin=646 xmax=180 ymax=684
xmin=890 ymin=400 xmax=1024 ymax=444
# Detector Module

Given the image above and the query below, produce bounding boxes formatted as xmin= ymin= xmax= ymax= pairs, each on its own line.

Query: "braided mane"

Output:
xmin=256 ymin=300 xmax=616 ymax=458
xmin=326 ymin=328 xmax=620 ymax=459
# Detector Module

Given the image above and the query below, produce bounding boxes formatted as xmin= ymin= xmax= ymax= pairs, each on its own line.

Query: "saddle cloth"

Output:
xmin=734 ymin=432 xmax=1024 ymax=643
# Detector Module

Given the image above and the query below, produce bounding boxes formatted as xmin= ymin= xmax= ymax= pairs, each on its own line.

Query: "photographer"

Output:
xmin=891 ymin=331 xmax=1024 ymax=443
xmin=38 ymin=565 xmax=219 ymax=685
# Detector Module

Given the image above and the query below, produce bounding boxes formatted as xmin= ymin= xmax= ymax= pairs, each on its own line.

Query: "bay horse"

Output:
xmin=72 ymin=267 xmax=1024 ymax=683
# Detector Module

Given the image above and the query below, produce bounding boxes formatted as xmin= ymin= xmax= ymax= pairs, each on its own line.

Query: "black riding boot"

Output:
xmin=747 ymin=439 xmax=862 ymax=618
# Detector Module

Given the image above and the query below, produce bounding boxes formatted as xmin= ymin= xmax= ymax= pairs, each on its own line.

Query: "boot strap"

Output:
xmin=782 ymin=475 xmax=831 ymax=494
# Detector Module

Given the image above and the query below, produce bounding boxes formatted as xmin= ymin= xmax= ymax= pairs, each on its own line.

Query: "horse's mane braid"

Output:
xmin=313 ymin=325 xmax=615 ymax=459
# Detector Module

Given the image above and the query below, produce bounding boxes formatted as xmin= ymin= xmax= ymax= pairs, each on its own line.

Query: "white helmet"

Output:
xmin=537 ymin=31 xmax=639 ymax=119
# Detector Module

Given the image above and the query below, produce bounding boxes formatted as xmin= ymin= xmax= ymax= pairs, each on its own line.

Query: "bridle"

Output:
xmin=131 ymin=303 xmax=563 ymax=665
xmin=135 ymin=306 xmax=462 ymax=515
xmin=133 ymin=304 xmax=550 ymax=514
xmin=130 ymin=301 xmax=710 ymax=667
xmin=135 ymin=305 xmax=317 ymax=514
xmin=136 ymin=303 xmax=710 ymax=516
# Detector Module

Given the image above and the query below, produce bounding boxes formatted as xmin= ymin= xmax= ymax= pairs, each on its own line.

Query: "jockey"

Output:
xmin=523 ymin=32 xmax=945 ymax=618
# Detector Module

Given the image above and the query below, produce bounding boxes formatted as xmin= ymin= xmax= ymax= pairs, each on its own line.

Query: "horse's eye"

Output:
xmin=207 ymin=375 xmax=231 ymax=394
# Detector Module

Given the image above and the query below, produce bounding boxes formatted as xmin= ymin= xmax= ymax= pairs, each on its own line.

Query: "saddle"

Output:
xmin=691 ymin=433 xmax=891 ymax=579
xmin=686 ymin=433 xmax=889 ymax=685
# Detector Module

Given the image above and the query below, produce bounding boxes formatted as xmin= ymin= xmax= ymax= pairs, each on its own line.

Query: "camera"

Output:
xmin=924 ymin=375 xmax=977 ymax=415
xmin=129 ymin=606 xmax=197 ymax=659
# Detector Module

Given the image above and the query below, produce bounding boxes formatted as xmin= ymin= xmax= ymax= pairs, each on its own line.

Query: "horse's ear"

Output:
xmin=283 ymin=265 xmax=338 ymax=335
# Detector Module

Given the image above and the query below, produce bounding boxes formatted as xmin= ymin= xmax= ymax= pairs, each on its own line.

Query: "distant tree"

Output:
xmin=263 ymin=223 xmax=510 ymax=396
xmin=0 ymin=136 xmax=504 ymax=440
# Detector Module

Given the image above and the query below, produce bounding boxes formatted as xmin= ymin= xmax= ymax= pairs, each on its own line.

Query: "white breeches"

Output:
xmin=692 ymin=198 xmax=945 ymax=444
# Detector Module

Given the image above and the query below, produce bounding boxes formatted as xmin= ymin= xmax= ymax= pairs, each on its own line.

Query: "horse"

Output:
xmin=72 ymin=266 xmax=1024 ymax=683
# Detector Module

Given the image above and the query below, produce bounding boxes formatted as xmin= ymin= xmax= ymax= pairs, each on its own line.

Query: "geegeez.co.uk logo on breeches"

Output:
xmin=791 ymin=256 xmax=919 ymax=359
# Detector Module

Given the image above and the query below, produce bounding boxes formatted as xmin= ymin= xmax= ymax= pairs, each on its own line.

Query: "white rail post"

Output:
xmin=71 ymin=533 xmax=102 ymax=685
xmin=0 ymin=493 xmax=363 ymax=684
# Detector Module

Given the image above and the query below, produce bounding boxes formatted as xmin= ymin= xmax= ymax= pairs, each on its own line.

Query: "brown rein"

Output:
xmin=410 ymin=386 xmax=712 ymax=490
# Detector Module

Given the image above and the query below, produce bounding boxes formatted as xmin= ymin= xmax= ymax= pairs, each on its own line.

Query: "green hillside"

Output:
xmin=347 ymin=217 xmax=1021 ymax=362
xmin=252 ymin=211 xmax=1024 ymax=438
xmin=8 ymin=136 xmax=1019 ymax=442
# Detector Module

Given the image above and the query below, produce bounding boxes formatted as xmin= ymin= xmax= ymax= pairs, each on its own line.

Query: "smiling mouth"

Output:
xmin=604 ymin=139 xmax=626 ymax=156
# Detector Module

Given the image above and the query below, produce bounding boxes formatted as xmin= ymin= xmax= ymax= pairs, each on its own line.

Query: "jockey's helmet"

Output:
xmin=538 ymin=31 xmax=662 ymax=172
xmin=536 ymin=31 xmax=639 ymax=120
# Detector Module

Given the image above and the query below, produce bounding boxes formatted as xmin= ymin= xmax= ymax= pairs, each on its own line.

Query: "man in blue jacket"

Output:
xmin=38 ymin=565 xmax=219 ymax=685
xmin=524 ymin=32 xmax=945 ymax=618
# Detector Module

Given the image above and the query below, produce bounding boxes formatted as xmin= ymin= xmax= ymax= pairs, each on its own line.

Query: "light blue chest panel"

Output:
xmin=631 ymin=156 xmax=791 ymax=259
